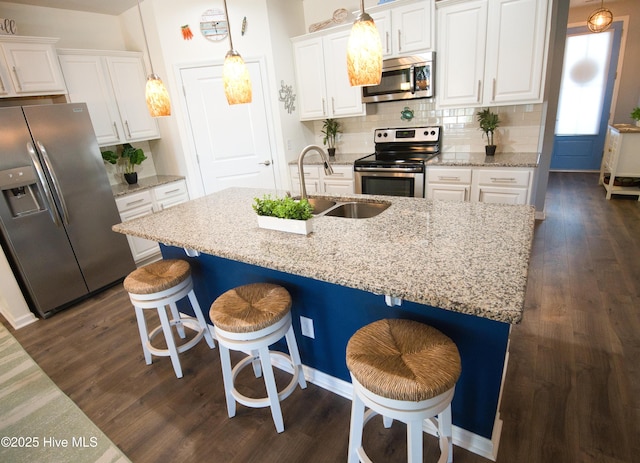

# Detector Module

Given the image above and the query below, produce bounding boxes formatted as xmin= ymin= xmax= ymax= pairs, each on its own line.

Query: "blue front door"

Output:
xmin=551 ymin=22 xmax=622 ymax=171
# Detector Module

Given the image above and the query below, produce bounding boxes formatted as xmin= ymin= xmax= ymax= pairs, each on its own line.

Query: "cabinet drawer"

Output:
xmin=324 ymin=164 xmax=354 ymax=179
xmin=427 ymin=168 xmax=472 ymax=184
xmin=290 ymin=165 xmax=321 ymax=179
xmin=154 ymin=181 xmax=188 ymax=201
xmin=475 ymin=169 xmax=531 ymax=187
xmin=115 ymin=190 xmax=153 ymax=212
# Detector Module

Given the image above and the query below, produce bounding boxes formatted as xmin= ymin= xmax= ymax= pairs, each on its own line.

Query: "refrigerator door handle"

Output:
xmin=26 ymin=142 xmax=62 ymax=227
xmin=37 ymin=141 xmax=71 ymax=226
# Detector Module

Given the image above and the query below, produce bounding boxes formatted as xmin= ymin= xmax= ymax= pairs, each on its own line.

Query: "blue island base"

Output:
xmin=162 ymin=245 xmax=510 ymax=460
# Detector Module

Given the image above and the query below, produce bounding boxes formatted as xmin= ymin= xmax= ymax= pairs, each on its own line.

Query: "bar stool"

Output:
xmin=209 ymin=282 xmax=307 ymax=433
xmin=346 ymin=319 xmax=461 ymax=463
xmin=124 ymin=259 xmax=215 ymax=379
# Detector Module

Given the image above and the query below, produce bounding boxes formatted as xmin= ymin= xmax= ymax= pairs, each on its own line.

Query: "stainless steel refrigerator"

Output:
xmin=0 ymin=103 xmax=136 ymax=318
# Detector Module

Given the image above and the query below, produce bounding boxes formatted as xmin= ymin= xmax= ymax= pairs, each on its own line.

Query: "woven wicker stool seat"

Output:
xmin=346 ymin=319 xmax=461 ymax=463
xmin=210 ymin=283 xmax=307 ymax=433
xmin=125 ymin=259 xmax=215 ymax=379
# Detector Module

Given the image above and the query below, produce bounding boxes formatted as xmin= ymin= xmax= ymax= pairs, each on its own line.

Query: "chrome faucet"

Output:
xmin=297 ymin=145 xmax=334 ymax=200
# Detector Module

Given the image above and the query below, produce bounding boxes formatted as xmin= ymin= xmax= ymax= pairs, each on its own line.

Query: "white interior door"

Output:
xmin=180 ymin=60 xmax=276 ymax=195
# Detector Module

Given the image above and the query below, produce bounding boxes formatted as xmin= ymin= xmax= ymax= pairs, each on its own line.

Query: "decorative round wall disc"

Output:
xmin=200 ymin=8 xmax=228 ymax=41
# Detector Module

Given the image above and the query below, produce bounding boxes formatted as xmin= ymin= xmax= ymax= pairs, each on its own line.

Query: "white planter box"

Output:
xmin=257 ymin=215 xmax=313 ymax=235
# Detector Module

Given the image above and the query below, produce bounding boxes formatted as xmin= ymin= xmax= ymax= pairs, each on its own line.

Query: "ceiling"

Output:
xmin=0 ymin=0 xmax=622 ymax=16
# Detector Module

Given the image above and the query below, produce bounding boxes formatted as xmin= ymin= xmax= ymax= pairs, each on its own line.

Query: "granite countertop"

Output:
xmin=290 ymin=152 xmax=540 ymax=168
xmin=612 ymin=124 xmax=640 ymax=134
xmin=113 ymin=187 xmax=535 ymax=324
xmin=111 ymin=175 xmax=185 ymax=197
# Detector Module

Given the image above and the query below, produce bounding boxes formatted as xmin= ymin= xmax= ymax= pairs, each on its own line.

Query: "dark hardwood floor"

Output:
xmin=2 ymin=172 xmax=639 ymax=462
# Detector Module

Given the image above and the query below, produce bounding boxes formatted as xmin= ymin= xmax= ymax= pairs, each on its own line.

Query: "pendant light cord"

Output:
xmin=137 ymin=0 xmax=155 ymax=75
xmin=223 ymin=0 xmax=235 ymax=50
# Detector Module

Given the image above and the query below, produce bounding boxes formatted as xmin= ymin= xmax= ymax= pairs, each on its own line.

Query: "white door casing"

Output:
xmin=180 ymin=59 xmax=277 ymax=195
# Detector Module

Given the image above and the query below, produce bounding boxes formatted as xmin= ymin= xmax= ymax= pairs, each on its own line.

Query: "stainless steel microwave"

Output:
xmin=362 ymin=52 xmax=435 ymax=104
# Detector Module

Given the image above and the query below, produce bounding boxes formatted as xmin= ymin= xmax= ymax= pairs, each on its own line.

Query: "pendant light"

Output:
xmin=346 ymin=0 xmax=383 ymax=87
xmin=587 ymin=0 xmax=613 ymax=33
xmin=137 ymin=0 xmax=171 ymax=117
xmin=222 ymin=0 xmax=252 ymax=105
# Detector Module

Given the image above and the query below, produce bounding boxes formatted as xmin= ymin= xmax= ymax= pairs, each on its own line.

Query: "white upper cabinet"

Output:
xmin=437 ymin=0 xmax=549 ymax=108
xmin=0 ymin=36 xmax=66 ymax=97
xmin=293 ymin=29 xmax=365 ymax=121
xmin=58 ymin=50 xmax=160 ymax=146
xmin=372 ymin=0 xmax=434 ymax=58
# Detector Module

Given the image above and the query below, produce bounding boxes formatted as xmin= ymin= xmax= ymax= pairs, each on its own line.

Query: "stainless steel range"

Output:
xmin=354 ymin=126 xmax=442 ymax=197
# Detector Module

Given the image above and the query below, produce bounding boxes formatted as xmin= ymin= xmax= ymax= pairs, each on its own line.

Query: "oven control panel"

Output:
xmin=374 ymin=126 xmax=441 ymax=143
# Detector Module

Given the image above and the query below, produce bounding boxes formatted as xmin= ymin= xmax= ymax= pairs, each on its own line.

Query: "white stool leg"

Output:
xmin=407 ymin=419 xmax=423 ymax=463
xmin=348 ymin=391 xmax=366 ymax=463
xmin=259 ymin=345 xmax=285 ymax=433
xmin=134 ymin=306 xmax=152 ymax=365
xmin=168 ymin=301 xmax=186 ymax=339
xmin=157 ymin=306 xmax=183 ymax=378
xmin=439 ymin=405 xmax=454 ymax=463
xmin=251 ymin=350 xmax=262 ymax=378
xmin=186 ymin=289 xmax=215 ymax=348
xmin=284 ymin=325 xmax=307 ymax=389
xmin=218 ymin=343 xmax=237 ymax=418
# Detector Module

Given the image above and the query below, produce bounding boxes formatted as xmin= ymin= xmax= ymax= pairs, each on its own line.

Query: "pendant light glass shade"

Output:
xmin=137 ymin=0 xmax=171 ymax=117
xmin=146 ymin=74 xmax=171 ymax=117
xmin=223 ymin=50 xmax=252 ymax=104
xmin=347 ymin=2 xmax=382 ymax=87
xmin=587 ymin=1 xmax=613 ymax=33
xmin=222 ymin=0 xmax=252 ymax=105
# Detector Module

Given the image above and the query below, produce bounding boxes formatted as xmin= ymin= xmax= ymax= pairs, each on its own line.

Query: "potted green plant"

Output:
xmin=101 ymin=144 xmax=147 ymax=184
xmin=321 ymin=118 xmax=341 ymax=157
xmin=631 ymin=107 xmax=640 ymax=127
xmin=476 ymin=109 xmax=500 ymax=156
xmin=253 ymin=194 xmax=314 ymax=235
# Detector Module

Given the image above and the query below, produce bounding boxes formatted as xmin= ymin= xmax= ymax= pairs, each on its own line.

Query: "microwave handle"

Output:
xmin=410 ymin=65 xmax=415 ymax=95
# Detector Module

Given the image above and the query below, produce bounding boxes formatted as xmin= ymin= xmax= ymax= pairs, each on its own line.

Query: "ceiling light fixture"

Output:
xmin=137 ymin=0 xmax=171 ymax=117
xmin=222 ymin=0 xmax=252 ymax=105
xmin=346 ymin=0 xmax=383 ymax=87
xmin=587 ymin=0 xmax=613 ymax=33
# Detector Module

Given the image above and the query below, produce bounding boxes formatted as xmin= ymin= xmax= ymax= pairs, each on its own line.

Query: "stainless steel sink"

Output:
xmin=324 ymin=201 xmax=390 ymax=219
xmin=306 ymin=197 xmax=337 ymax=215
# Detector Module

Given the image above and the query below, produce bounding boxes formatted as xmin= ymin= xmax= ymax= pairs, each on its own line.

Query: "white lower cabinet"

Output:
xmin=427 ymin=166 xmax=534 ymax=205
xmin=289 ymin=164 xmax=354 ymax=195
xmin=471 ymin=168 xmax=532 ymax=205
xmin=426 ymin=167 xmax=472 ymax=201
xmin=115 ymin=180 xmax=188 ymax=265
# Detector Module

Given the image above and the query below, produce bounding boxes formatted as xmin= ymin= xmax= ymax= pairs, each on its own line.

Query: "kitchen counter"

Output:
xmin=612 ymin=123 xmax=640 ymax=133
xmin=111 ymin=175 xmax=185 ymax=197
xmin=290 ymin=151 xmax=540 ymax=168
xmin=113 ymin=187 xmax=535 ymax=324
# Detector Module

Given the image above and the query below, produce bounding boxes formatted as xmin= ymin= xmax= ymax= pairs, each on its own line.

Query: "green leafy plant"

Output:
xmin=252 ymin=195 xmax=313 ymax=220
xmin=101 ymin=144 xmax=148 ymax=174
xmin=631 ymin=107 xmax=640 ymax=121
xmin=476 ymin=109 xmax=500 ymax=146
xmin=321 ymin=118 xmax=341 ymax=149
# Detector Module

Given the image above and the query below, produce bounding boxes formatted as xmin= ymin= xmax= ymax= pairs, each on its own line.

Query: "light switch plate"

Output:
xmin=300 ymin=316 xmax=315 ymax=339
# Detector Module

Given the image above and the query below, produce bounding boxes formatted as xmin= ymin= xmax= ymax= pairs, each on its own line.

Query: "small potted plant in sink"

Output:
xmin=253 ymin=194 xmax=314 ymax=235
xmin=477 ymin=108 xmax=500 ymax=156
xmin=322 ymin=118 xmax=341 ymax=158
xmin=631 ymin=107 xmax=640 ymax=127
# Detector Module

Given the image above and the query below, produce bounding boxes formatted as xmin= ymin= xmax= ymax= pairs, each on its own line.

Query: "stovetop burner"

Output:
xmin=354 ymin=126 xmax=442 ymax=170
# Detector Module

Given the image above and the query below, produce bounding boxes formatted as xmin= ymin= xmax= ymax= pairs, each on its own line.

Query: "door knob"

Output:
xmin=259 ymin=160 xmax=272 ymax=166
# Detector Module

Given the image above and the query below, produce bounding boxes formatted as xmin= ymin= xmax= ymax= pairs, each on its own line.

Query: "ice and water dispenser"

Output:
xmin=0 ymin=166 xmax=45 ymax=217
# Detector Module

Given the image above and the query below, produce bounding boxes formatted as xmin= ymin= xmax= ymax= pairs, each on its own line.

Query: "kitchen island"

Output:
xmin=113 ymin=187 xmax=535 ymax=460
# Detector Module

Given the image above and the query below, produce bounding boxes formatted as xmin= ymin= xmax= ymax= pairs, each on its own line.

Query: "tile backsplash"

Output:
xmin=310 ymin=99 xmax=544 ymax=154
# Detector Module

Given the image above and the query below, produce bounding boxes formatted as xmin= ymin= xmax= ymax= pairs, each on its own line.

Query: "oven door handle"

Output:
xmin=355 ymin=166 xmax=424 ymax=173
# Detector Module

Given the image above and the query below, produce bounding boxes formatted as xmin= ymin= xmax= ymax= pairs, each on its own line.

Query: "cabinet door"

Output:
xmin=105 ymin=56 xmax=160 ymax=142
xmin=476 ymin=187 xmax=528 ymax=205
xmin=437 ymin=0 xmax=487 ymax=108
xmin=372 ymin=11 xmax=392 ymax=57
xmin=290 ymin=165 xmax=321 ymax=195
xmin=323 ymin=30 xmax=365 ymax=118
xmin=484 ymin=0 xmax=548 ymax=104
xmin=116 ymin=192 xmax=160 ymax=263
xmin=293 ymin=38 xmax=328 ymax=120
xmin=58 ymin=54 xmax=123 ymax=146
xmin=1 ymin=42 xmax=66 ymax=94
xmin=427 ymin=184 xmax=469 ymax=201
xmin=0 ymin=60 xmax=12 ymax=96
xmin=393 ymin=2 xmax=433 ymax=55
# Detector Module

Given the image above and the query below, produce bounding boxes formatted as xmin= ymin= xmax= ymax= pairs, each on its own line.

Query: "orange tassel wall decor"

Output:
xmin=181 ymin=25 xmax=194 ymax=40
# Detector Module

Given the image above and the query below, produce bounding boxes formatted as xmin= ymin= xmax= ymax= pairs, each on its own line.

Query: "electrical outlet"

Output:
xmin=287 ymin=139 xmax=293 ymax=151
xmin=300 ymin=316 xmax=315 ymax=339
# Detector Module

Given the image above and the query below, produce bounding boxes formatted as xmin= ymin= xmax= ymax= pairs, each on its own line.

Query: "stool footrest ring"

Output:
xmin=230 ymin=351 xmax=301 ymax=408
xmin=146 ymin=317 xmax=205 ymax=357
